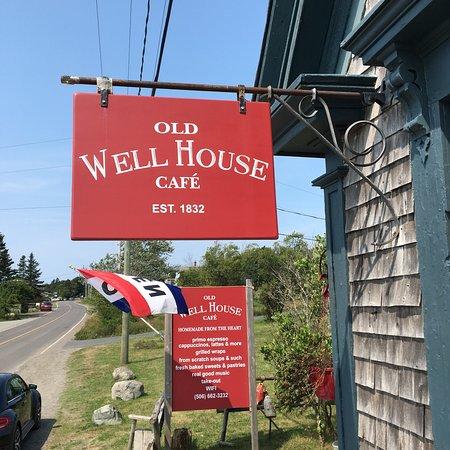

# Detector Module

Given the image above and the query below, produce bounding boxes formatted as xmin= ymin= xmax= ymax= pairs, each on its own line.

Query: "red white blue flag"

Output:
xmin=77 ymin=269 xmax=189 ymax=317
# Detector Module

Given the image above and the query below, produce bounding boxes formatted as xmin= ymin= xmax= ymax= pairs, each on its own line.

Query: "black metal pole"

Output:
xmin=60 ymin=75 xmax=368 ymax=99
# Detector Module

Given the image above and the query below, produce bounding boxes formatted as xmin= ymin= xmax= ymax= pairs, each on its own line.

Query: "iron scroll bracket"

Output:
xmin=269 ymin=90 xmax=400 ymax=248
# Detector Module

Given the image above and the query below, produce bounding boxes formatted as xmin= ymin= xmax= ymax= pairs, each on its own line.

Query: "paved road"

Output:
xmin=0 ymin=301 xmax=86 ymax=373
xmin=0 ymin=301 xmax=87 ymax=449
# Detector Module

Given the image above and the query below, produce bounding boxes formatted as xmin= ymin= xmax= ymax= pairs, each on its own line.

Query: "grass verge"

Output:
xmin=47 ymin=321 xmax=333 ymax=449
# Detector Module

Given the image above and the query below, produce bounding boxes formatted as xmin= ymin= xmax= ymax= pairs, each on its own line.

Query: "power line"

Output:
xmin=138 ymin=0 xmax=152 ymax=95
xmin=276 ymin=181 xmax=321 ymax=196
xmin=279 ymin=233 xmax=318 ymax=242
xmin=277 ymin=207 xmax=325 ymax=221
xmin=0 ymin=203 xmax=325 ymax=221
xmin=0 ymin=138 xmax=70 ymax=150
xmin=0 ymin=165 xmax=70 ymax=175
xmin=95 ymin=0 xmax=104 ymax=75
xmin=151 ymin=0 xmax=173 ymax=96
xmin=0 ymin=206 xmax=70 ymax=212
xmin=126 ymin=0 xmax=133 ymax=95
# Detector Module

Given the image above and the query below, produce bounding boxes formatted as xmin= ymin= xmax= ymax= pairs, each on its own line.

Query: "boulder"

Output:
xmin=112 ymin=380 xmax=144 ymax=401
xmin=113 ymin=366 xmax=136 ymax=381
xmin=92 ymin=404 xmax=122 ymax=425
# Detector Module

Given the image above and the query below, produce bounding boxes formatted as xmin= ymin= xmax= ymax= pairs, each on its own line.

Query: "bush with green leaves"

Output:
xmin=261 ymin=237 xmax=335 ymax=441
xmin=178 ymin=235 xmax=316 ymax=319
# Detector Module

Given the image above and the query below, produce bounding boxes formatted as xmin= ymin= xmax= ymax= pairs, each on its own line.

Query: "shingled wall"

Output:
xmin=344 ymin=2 xmax=434 ymax=448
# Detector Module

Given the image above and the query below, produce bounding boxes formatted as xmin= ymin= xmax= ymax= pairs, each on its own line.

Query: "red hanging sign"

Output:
xmin=71 ymin=94 xmax=278 ymax=240
xmin=171 ymin=286 xmax=249 ymax=411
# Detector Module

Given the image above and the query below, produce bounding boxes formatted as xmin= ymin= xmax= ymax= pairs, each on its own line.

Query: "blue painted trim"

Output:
xmin=313 ymin=161 xmax=359 ymax=450
xmin=409 ymin=42 xmax=450 ymax=449
xmin=341 ymin=0 xmax=449 ymax=65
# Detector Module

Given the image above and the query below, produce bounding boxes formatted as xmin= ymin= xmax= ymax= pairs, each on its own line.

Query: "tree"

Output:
xmin=16 ymin=255 xmax=27 ymax=279
xmin=128 ymin=241 xmax=174 ymax=280
xmin=25 ymin=253 xmax=42 ymax=287
xmin=44 ymin=277 xmax=84 ymax=299
xmin=0 ymin=233 xmax=15 ymax=282
xmin=0 ymin=279 xmax=40 ymax=313
xmin=79 ymin=240 xmax=175 ymax=338
xmin=91 ymin=241 xmax=175 ymax=280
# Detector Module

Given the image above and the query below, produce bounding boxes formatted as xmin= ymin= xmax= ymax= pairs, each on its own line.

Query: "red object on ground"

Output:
xmin=172 ymin=286 xmax=249 ymax=411
xmin=256 ymin=382 xmax=266 ymax=404
xmin=71 ymin=94 xmax=278 ymax=240
xmin=309 ymin=367 xmax=335 ymax=401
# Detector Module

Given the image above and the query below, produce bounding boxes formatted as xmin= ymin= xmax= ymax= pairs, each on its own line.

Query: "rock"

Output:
xmin=92 ymin=404 xmax=122 ymax=425
xmin=113 ymin=366 xmax=136 ymax=381
xmin=112 ymin=380 xmax=144 ymax=401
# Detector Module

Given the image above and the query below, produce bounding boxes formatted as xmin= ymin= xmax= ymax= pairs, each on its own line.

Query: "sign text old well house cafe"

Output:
xmin=67 ymin=78 xmax=280 ymax=449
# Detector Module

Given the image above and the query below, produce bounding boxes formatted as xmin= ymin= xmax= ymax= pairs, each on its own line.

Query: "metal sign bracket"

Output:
xmin=97 ymin=77 xmax=113 ymax=107
xmin=238 ymin=84 xmax=246 ymax=114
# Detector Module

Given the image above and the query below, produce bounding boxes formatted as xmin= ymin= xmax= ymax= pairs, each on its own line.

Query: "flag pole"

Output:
xmin=139 ymin=317 xmax=164 ymax=340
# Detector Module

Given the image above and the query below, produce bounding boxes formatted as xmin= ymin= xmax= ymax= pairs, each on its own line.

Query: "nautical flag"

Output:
xmin=77 ymin=269 xmax=189 ymax=317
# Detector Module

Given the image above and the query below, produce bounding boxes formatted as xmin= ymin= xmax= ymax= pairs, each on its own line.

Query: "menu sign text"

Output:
xmin=172 ymin=286 xmax=249 ymax=411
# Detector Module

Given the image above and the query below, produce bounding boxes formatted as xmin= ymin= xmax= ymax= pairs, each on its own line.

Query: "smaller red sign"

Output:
xmin=172 ymin=287 xmax=248 ymax=411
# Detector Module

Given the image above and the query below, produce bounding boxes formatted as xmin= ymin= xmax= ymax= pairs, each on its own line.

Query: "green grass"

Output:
xmin=47 ymin=321 xmax=333 ymax=449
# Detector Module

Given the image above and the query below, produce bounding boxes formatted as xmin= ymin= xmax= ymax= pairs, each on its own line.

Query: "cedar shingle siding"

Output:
xmin=345 ymin=2 xmax=434 ymax=447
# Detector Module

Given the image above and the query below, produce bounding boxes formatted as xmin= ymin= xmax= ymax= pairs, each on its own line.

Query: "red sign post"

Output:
xmin=171 ymin=286 xmax=249 ymax=411
xmin=71 ymin=94 xmax=277 ymax=240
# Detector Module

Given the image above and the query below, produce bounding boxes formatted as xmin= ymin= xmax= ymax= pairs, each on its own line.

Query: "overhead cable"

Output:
xmin=95 ymin=0 xmax=104 ymax=75
xmin=126 ymin=0 xmax=133 ymax=95
xmin=0 ymin=165 xmax=70 ymax=175
xmin=0 ymin=138 xmax=70 ymax=150
xmin=277 ymin=207 xmax=325 ymax=221
xmin=151 ymin=0 xmax=173 ymax=96
xmin=276 ymin=181 xmax=321 ymax=197
xmin=279 ymin=233 xmax=318 ymax=242
xmin=138 ymin=0 xmax=152 ymax=95
xmin=0 ymin=206 xmax=70 ymax=212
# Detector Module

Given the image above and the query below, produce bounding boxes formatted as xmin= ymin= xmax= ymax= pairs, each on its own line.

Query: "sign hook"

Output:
xmin=238 ymin=84 xmax=246 ymax=114
xmin=97 ymin=76 xmax=113 ymax=107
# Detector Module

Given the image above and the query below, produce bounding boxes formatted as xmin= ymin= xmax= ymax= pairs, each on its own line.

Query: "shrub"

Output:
xmin=261 ymin=237 xmax=335 ymax=441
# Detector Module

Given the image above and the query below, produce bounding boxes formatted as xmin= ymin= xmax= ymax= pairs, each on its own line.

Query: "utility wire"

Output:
xmin=276 ymin=181 xmax=321 ymax=197
xmin=151 ymin=0 xmax=173 ymax=96
xmin=0 ymin=165 xmax=70 ymax=175
xmin=95 ymin=0 xmax=104 ymax=75
xmin=277 ymin=207 xmax=325 ymax=221
xmin=126 ymin=0 xmax=133 ymax=95
xmin=279 ymin=233 xmax=318 ymax=242
xmin=0 ymin=206 xmax=70 ymax=212
xmin=138 ymin=0 xmax=152 ymax=95
xmin=0 ymin=203 xmax=325 ymax=222
xmin=0 ymin=138 xmax=70 ymax=150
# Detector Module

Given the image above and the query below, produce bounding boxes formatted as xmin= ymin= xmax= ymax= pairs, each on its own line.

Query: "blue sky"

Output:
xmin=0 ymin=1 xmax=325 ymax=282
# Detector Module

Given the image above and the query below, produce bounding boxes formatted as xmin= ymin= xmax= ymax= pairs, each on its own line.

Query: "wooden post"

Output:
xmin=127 ymin=418 xmax=137 ymax=450
xmin=121 ymin=240 xmax=131 ymax=365
xmin=164 ymin=314 xmax=173 ymax=449
xmin=219 ymin=409 xmax=230 ymax=443
xmin=246 ymin=279 xmax=258 ymax=450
